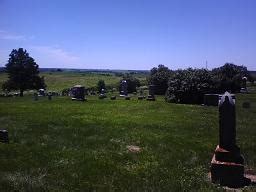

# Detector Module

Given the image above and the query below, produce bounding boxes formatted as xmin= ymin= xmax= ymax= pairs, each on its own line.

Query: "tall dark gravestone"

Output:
xmin=240 ymin=77 xmax=248 ymax=93
xmin=120 ymin=80 xmax=128 ymax=97
xmin=71 ymin=85 xmax=86 ymax=101
xmin=0 ymin=130 xmax=9 ymax=143
xmin=210 ymin=92 xmax=251 ymax=188
xmin=147 ymin=85 xmax=156 ymax=101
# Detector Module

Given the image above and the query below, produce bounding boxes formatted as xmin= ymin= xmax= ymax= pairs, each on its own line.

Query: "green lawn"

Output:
xmin=0 ymin=90 xmax=255 ymax=191
xmin=0 ymin=71 xmax=148 ymax=93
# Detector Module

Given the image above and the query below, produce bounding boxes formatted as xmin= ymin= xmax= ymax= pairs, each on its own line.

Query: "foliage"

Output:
xmin=61 ymin=88 xmax=71 ymax=96
xmin=2 ymin=48 xmax=46 ymax=96
xmin=148 ymin=64 xmax=172 ymax=95
xmin=120 ymin=74 xmax=141 ymax=93
xmin=211 ymin=63 xmax=248 ymax=93
xmin=97 ymin=79 xmax=106 ymax=92
xmin=165 ymin=68 xmax=214 ymax=104
xmin=166 ymin=63 xmax=249 ymax=104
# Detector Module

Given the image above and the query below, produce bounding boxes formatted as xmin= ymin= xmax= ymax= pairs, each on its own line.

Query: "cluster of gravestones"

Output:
xmin=33 ymin=89 xmax=59 ymax=101
xmin=70 ymin=81 xmax=157 ymax=101
xmin=0 ymin=92 xmax=19 ymax=97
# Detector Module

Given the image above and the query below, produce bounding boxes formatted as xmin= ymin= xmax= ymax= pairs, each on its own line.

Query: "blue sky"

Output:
xmin=0 ymin=0 xmax=255 ymax=70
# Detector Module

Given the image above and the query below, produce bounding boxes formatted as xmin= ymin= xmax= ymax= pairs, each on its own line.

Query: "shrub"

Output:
xmin=165 ymin=68 xmax=214 ymax=104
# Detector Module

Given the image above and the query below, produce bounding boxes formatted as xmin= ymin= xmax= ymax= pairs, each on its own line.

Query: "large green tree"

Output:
xmin=148 ymin=64 xmax=172 ymax=95
xmin=2 ymin=48 xmax=46 ymax=96
xmin=212 ymin=63 xmax=248 ymax=93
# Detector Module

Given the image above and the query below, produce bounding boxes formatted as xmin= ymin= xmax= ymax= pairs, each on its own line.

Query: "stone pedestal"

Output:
xmin=211 ymin=146 xmax=250 ymax=188
xmin=146 ymin=95 xmax=155 ymax=101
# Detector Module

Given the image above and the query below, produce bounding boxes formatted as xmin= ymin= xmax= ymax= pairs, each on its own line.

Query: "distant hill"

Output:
xmin=38 ymin=68 xmax=149 ymax=74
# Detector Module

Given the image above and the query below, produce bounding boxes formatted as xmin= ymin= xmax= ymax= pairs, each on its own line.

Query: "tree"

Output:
xmin=119 ymin=74 xmax=141 ymax=93
xmin=212 ymin=63 xmax=248 ymax=93
xmin=148 ymin=64 xmax=172 ymax=95
xmin=2 ymin=48 xmax=46 ymax=96
xmin=165 ymin=68 xmax=214 ymax=104
xmin=97 ymin=80 xmax=106 ymax=93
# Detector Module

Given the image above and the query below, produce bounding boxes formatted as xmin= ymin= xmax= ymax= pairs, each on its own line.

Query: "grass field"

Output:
xmin=0 ymin=71 xmax=148 ymax=92
xmin=0 ymin=71 xmax=256 ymax=191
xmin=0 ymin=89 xmax=256 ymax=191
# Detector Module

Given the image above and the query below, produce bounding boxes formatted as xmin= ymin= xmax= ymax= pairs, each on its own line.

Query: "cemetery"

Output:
xmin=0 ymin=69 xmax=255 ymax=191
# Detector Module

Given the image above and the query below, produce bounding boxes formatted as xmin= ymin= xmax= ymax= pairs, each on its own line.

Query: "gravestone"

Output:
xmin=71 ymin=85 xmax=86 ymax=101
xmin=210 ymin=92 xmax=251 ymax=188
xmin=125 ymin=96 xmax=130 ymax=100
xmin=147 ymin=85 xmax=156 ymax=101
xmin=0 ymin=130 xmax=9 ymax=143
xmin=99 ymin=88 xmax=107 ymax=99
xmin=48 ymin=93 xmax=52 ymax=100
xmin=204 ymin=94 xmax=220 ymax=106
xmin=110 ymin=96 xmax=116 ymax=100
xmin=240 ymin=77 xmax=248 ymax=93
xmin=38 ymin=89 xmax=45 ymax=96
xmin=120 ymin=80 xmax=128 ymax=97
xmin=138 ymin=88 xmax=144 ymax=100
xmin=34 ymin=92 xmax=38 ymax=101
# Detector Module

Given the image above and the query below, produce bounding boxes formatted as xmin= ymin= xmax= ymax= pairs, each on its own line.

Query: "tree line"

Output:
xmin=149 ymin=64 xmax=252 ymax=104
xmin=1 ymin=48 xmax=254 ymax=104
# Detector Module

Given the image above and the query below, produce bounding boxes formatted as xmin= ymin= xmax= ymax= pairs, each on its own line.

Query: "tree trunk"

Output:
xmin=20 ymin=90 xmax=24 ymax=97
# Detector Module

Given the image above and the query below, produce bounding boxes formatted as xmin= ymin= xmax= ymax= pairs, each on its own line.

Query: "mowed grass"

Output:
xmin=0 ymin=91 xmax=256 ymax=191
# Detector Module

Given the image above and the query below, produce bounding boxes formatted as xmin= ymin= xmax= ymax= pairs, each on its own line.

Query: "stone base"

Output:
xmin=210 ymin=146 xmax=251 ymax=188
xmin=110 ymin=96 xmax=116 ymax=100
xmin=146 ymin=95 xmax=155 ymax=101
xmin=125 ymin=96 xmax=130 ymax=100
xmin=138 ymin=96 xmax=144 ymax=100
xmin=72 ymin=97 xmax=86 ymax=101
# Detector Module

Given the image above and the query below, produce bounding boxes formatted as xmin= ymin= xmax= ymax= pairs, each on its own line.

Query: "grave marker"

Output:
xmin=147 ymin=85 xmax=156 ymax=101
xmin=0 ymin=130 xmax=9 ymax=143
xmin=210 ymin=92 xmax=251 ymax=188
xmin=71 ymin=85 xmax=86 ymax=101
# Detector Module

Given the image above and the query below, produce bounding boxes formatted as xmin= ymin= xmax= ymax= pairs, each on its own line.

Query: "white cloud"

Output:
xmin=0 ymin=30 xmax=26 ymax=41
xmin=30 ymin=45 xmax=81 ymax=68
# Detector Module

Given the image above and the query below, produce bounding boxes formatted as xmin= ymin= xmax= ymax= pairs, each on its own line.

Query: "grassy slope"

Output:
xmin=0 ymin=72 xmax=148 ymax=92
xmin=0 ymin=91 xmax=255 ymax=191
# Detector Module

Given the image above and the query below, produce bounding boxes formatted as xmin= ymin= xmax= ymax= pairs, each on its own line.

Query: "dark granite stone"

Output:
xmin=219 ymin=92 xmax=236 ymax=151
xmin=0 ymin=130 xmax=9 ymax=143
xmin=204 ymin=94 xmax=220 ymax=106
xmin=210 ymin=92 xmax=251 ymax=188
xmin=120 ymin=80 xmax=128 ymax=96
xmin=71 ymin=85 xmax=86 ymax=101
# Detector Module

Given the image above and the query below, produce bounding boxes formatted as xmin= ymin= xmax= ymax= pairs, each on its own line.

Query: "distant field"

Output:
xmin=0 ymin=71 xmax=148 ymax=92
xmin=0 ymin=87 xmax=256 ymax=191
